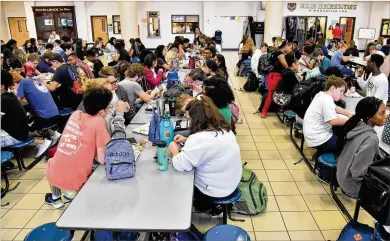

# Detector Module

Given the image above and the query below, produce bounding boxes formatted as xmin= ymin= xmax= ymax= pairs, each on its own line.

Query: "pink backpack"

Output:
xmin=229 ymin=103 xmax=240 ymax=123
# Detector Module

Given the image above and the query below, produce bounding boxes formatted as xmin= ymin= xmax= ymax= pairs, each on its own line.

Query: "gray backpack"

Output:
xmin=104 ymin=130 xmax=136 ymax=180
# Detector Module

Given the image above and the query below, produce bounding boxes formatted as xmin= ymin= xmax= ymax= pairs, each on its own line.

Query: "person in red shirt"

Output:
xmin=332 ymin=23 xmax=343 ymax=40
xmin=22 ymin=53 xmax=42 ymax=78
xmin=143 ymin=53 xmax=163 ymax=90
xmin=44 ymin=87 xmax=127 ymax=208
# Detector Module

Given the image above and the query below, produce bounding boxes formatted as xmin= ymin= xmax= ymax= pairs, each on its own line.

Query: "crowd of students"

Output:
xmin=0 ymin=31 xmax=240 ymax=218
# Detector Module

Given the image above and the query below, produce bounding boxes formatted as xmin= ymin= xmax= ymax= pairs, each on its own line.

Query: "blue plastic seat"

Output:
xmin=318 ymin=153 xmax=337 ymax=167
xmin=1 ymin=151 xmax=14 ymax=164
xmin=24 ymin=222 xmax=72 ymax=241
xmin=284 ymin=110 xmax=296 ymax=119
xmin=58 ymin=109 xmax=74 ymax=117
xmin=9 ymin=136 xmax=35 ymax=149
xmin=214 ymin=188 xmax=242 ymax=224
xmin=293 ymin=123 xmax=303 ymax=131
xmin=204 ymin=225 xmax=250 ymax=241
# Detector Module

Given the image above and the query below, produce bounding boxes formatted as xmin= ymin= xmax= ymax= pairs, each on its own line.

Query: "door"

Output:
xmin=340 ymin=17 xmax=356 ymax=43
xmin=91 ymin=16 xmax=108 ymax=44
xmin=8 ymin=17 xmax=29 ymax=46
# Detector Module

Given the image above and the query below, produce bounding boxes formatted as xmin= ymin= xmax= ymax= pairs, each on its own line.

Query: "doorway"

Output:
xmin=91 ymin=16 xmax=109 ymax=44
xmin=8 ymin=17 xmax=29 ymax=45
xmin=339 ymin=17 xmax=356 ymax=43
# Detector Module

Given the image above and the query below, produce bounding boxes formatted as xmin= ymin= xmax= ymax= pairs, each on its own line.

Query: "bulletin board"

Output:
xmin=380 ymin=18 xmax=390 ymax=38
xmin=358 ymin=28 xmax=376 ymax=40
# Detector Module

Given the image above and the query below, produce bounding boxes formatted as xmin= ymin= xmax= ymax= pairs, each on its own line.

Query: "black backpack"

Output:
xmin=289 ymin=75 xmax=327 ymax=119
xmin=243 ymin=71 xmax=260 ymax=92
xmin=257 ymin=53 xmax=273 ymax=76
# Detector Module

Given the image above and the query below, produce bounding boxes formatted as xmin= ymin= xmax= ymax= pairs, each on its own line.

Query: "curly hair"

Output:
xmin=126 ymin=63 xmax=146 ymax=78
xmin=203 ymin=76 xmax=235 ymax=108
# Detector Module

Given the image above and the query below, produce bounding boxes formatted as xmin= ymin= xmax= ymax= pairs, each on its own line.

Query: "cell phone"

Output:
xmin=127 ymin=137 xmax=137 ymax=144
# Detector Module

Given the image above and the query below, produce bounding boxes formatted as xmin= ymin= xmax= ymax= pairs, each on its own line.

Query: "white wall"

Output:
xmin=368 ymin=1 xmax=390 ymax=40
xmin=2 ymin=1 xmax=27 ymax=40
xmin=136 ymin=1 xmax=203 ymax=48
xmin=85 ymin=1 xmax=121 ymax=41
xmin=282 ymin=1 xmax=372 ymax=50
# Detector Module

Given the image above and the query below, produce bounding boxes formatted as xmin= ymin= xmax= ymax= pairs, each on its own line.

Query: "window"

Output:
xmin=147 ymin=11 xmax=160 ymax=37
xmin=171 ymin=15 xmax=199 ymax=34
xmin=112 ymin=15 xmax=121 ymax=34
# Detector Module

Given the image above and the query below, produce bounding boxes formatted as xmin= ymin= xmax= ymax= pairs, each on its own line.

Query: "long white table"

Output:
xmin=130 ymin=103 xmax=182 ymax=124
xmin=56 ymin=126 xmax=195 ymax=232
xmin=348 ymin=57 xmax=367 ymax=67
xmin=343 ymin=95 xmax=389 ymax=154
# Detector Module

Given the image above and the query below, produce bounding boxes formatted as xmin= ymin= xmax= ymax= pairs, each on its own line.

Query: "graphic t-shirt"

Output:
xmin=17 ymin=79 xmax=59 ymax=119
xmin=46 ymin=111 xmax=110 ymax=190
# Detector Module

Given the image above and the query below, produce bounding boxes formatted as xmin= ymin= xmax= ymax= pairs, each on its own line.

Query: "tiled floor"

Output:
xmin=1 ymin=51 xmax=375 ymax=240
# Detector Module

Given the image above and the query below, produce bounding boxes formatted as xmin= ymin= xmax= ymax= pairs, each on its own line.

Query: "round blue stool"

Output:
xmin=58 ymin=109 xmax=74 ymax=116
xmin=214 ymin=188 xmax=242 ymax=224
xmin=1 ymin=151 xmax=15 ymax=198
xmin=9 ymin=136 xmax=35 ymax=170
xmin=24 ymin=222 xmax=72 ymax=241
xmin=204 ymin=225 xmax=250 ymax=241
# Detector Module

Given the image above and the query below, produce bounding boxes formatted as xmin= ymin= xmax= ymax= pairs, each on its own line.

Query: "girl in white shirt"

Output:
xmin=168 ymin=95 xmax=242 ymax=218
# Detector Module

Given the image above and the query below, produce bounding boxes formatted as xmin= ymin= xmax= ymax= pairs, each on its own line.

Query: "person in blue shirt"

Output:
xmin=37 ymin=51 xmax=55 ymax=74
xmin=380 ymin=39 xmax=390 ymax=56
xmin=16 ymin=77 xmax=61 ymax=140
xmin=330 ymin=43 xmax=353 ymax=76
xmin=313 ymin=48 xmax=331 ymax=71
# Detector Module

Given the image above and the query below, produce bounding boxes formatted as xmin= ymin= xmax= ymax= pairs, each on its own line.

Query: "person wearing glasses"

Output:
xmin=45 ymin=53 xmax=83 ymax=110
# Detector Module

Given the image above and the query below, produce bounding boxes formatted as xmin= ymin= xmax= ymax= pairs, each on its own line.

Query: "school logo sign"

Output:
xmin=287 ymin=3 xmax=297 ymax=12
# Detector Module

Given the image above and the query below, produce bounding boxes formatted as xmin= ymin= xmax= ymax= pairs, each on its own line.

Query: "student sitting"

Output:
xmin=85 ymin=50 xmax=104 ymax=78
xmin=168 ymin=95 xmax=242 ymax=217
xmin=119 ymin=63 xmax=161 ymax=105
xmin=299 ymin=45 xmax=316 ymax=71
xmin=37 ymin=52 xmax=55 ymax=74
xmin=154 ymin=45 xmax=170 ymax=71
xmin=337 ymin=97 xmax=387 ymax=199
xmin=45 ymin=54 xmax=83 ymax=110
xmin=275 ymin=54 xmax=300 ymax=95
xmin=236 ymin=38 xmax=255 ymax=73
xmin=16 ymin=77 xmax=61 ymax=140
xmin=345 ymin=40 xmax=359 ymax=57
xmin=202 ymin=76 xmax=235 ymax=124
xmin=1 ymin=70 xmax=52 ymax=157
xmin=67 ymin=53 xmax=95 ymax=79
xmin=330 ymin=43 xmax=353 ymax=76
xmin=45 ymin=88 xmax=127 ymax=208
xmin=205 ymin=60 xmax=225 ymax=78
xmin=313 ymin=48 xmax=331 ymax=71
xmin=356 ymin=54 xmax=388 ymax=104
xmin=251 ymin=43 xmax=268 ymax=78
xmin=22 ymin=53 xmax=42 ymax=78
xmin=214 ymin=54 xmax=229 ymax=81
xmin=143 ymin=53 xmax=163 ymax=90
xmin=303 ymin=76 xmax=353 ymax=153
xmin=175 ymin=94 xmax=195 ymax=116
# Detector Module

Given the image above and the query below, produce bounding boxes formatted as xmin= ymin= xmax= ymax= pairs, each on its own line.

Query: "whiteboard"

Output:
xmin=358 ymin=28 xmax=376 ymax=40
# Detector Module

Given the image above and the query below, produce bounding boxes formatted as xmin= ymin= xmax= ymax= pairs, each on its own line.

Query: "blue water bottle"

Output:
xmin=157 ymin=141 xmax=168 ymax=171
xmin=159 ymin=114 xmax=174 ymax=146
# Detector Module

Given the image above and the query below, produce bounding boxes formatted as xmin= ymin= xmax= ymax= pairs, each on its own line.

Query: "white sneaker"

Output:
xmin=50 ymin=131 xmax=61 ymax=141
xmin=36 ymin=139 xmax=53 ymax=158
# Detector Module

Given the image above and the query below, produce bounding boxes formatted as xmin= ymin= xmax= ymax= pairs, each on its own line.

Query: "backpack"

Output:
xmin=243 ymin=71 xmax=260 ymax=92
xmin=149 ymin=224 xmax=203 ymax=241
xmin=229 ymin=103 xmax=240 ymax=124
xmin=167 ymin=71 xmax=180 ymax=89
xmin=238 ymin=59 xmax=251 ymax=77
xmin=289 ymin=74 xmax=327 ymax=119
xmin=148 ymin=107 xmax=161 ymax=143
xmin=337 ymin=221 xmax=374 ymax=241
xmin=163 ymin=84 xmax=193 ymax=99
xmin=94 ymin=231 xmax=139 ymax=241
xmin=234 ymin=167 xmax=268 ymax=215
xmin=68 ymin=65 xmax=84 ymax=94
xmin=104 ymin=130 xmax=136 ymax=181
xmin=137 ymin=76 xmax=149 ymax=92
xmin=258 ymin=53 xmax=273 ymax=76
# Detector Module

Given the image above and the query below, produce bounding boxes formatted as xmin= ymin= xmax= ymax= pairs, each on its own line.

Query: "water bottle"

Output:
xmin=157 ymin=140 xmax=168 ymax=171
xmin=159 ymin=114 xmax=174 ymax=146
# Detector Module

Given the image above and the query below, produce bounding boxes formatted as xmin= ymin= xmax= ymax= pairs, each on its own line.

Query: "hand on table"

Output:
xmin=168 ymin=142 xmax=180 ymax=156
xmin=174 ymin=134 xmax=187 ymax=144
xmin=33 ymin=73 xmax=47 ymax=80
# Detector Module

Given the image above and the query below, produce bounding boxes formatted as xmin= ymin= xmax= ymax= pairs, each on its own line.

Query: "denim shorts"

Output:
xmin=1 ymin=130 xmax=22 ymax=148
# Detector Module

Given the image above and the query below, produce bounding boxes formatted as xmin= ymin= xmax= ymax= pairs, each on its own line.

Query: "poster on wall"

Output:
xmin=380 ymin=19 xmax=390 ymax=38
xmin=44 ymin=19 xmax=53 ymax=25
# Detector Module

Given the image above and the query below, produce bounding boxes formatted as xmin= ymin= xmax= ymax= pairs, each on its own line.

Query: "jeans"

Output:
xmin=1 ymin=130 xmax=22 ymax=148
xmin=341 ymin=66 xmax=353 ymax=77
xmin=315 ymin=135 xmax=338 ymax=153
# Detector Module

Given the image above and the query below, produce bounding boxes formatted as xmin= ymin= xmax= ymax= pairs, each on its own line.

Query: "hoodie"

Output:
xmin=336 ymin=122 xmax=379 ymax=198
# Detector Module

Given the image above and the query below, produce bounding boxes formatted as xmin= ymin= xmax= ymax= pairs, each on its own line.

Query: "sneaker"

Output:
xmin=209 ymin=205 xmax=224 ymax=219
xmin=62 ymin=190 xmax=77 ymax=202
xmin=45 ymin=193 xmax=64 ymax=209
xmin=50 ymin=131 xmax=61 ymax=141
xmin=35 ymin=139 xmax=53 ymax=158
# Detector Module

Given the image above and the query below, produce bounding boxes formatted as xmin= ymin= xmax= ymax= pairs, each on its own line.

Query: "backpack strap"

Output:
xmin=111 ymin=129 xmax=126 ymax=138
